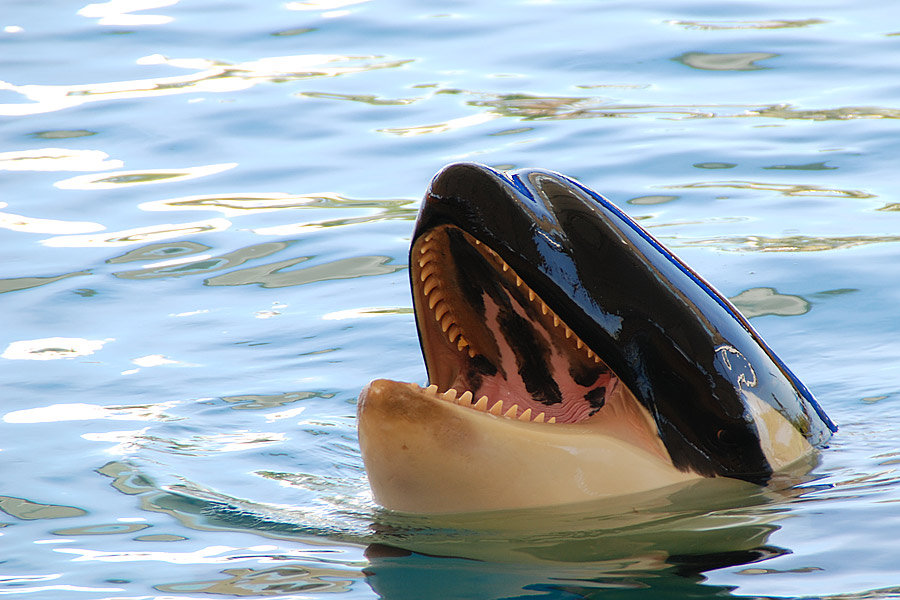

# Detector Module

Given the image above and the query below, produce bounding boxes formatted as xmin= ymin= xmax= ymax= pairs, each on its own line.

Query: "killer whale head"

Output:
xmin=357 ymin=162 xmax=835 ymax=514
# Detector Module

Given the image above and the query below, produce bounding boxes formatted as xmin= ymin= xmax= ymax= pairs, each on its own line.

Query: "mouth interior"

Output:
xmin=410 ymin=225 xmax=619 ymax=426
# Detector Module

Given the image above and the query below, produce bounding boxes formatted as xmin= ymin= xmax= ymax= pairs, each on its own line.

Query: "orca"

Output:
xmin=358 ymin=163 xmax=835 ymax=514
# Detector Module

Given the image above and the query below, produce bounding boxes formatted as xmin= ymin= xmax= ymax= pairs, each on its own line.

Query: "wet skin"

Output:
xmin=358 ymin=163 xmax=835 ymax=514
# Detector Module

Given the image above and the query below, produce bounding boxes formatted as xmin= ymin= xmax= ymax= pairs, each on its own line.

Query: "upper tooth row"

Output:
xmin=425 ymin=384 xmax=557 ymax=424
xmin=478 ymin=241 xmax=601 ymax=364
xmin=418 ymin=235 xmax=476 ymax=358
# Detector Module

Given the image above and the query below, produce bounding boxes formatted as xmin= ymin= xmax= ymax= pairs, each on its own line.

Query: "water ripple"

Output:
xmin=0 ymin=53 xmax=412 ymax=116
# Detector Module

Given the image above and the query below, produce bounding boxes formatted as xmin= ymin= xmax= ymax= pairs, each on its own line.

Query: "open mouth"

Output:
xmin=357 ymin=162 xmax=834 ymax=513
xmin=408 ymin=224 xmax=655 ymax=438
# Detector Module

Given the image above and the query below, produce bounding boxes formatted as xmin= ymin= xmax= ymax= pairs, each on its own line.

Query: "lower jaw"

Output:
xmin=357 ymin=379 xmax=701 ymax=514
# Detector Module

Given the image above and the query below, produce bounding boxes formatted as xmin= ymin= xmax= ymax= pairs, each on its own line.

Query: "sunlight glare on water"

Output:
xmin=2 ymin=0 xmax=900 ymax=598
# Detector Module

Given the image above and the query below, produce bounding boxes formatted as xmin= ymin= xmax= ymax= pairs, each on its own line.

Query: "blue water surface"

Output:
xmin=2 ymin=1 xmax=900 ymax=598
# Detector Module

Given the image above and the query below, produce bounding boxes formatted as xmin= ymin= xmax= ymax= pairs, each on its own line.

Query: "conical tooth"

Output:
xmin=553 ymin=315 xmax=560 ymax=327
xmin=423 ymin=277 xmax=439 ymax=295
xmin=474 ymin=396 xmax=489 ymax=411
xmin=515 ymin=276 xmax=522 ymax=287
xmin=458 ymin=391 xmax=473 ymax=406
xmin=502 ymin=263 xmax=509 ymax=272
xmin=489 ymin=400 xmax=504 ymax=415
xmin=534 ymin=412 xmax=545 ymax=423
xmin=426 ymin=384 xmax=438 ymax=396
xmin=548 ymin=417 xmax=557 ymax=424
xmin=442 ymin=389 xmax=457 ymax=402
xmin=428 ymin=290 xmax=444 ymax=309
xmin=541 ymin=302 xmax=548 ymax=315
xmin=418 ymin=254 xmax=433 ymax=268
xmin=503 ymin=404 xmax=519 ymax=419
xmin=447 ymin=324 xmax=461 ymax=341
xmin=473 ymin=239 xmax=481 ymax=245
xmin=528 ymin=289 xmax=535 ymax=301
xmin=564 ymin=327 xmax=573 ymax=339
xmin=518 ymin=408 xmax=533 ymax=421
xmin=420 ymin=264 xmax=437 ymax=282
xmin=434 ymin=301 xmax=450 ymax=321
xmin=586 ymin=349 xmax=595 ymax=359
xmin=424 ymin=232 xmax=435 ymax=242
xmin=576 ymin=338 xmax=583 ymax=349
xmin=440 ymin=313 xmax=454 ymax=332
xmin=594 ymin=355 xmax=602 ymax=364
xmin=457 ymin=337 xmax=468 ymax=350
xmin=467 ymin=347 xmax=476 ymax=358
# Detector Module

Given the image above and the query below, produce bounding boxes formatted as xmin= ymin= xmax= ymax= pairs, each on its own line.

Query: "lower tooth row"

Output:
xmin=425 ymin=385 xmax=556 ymax=423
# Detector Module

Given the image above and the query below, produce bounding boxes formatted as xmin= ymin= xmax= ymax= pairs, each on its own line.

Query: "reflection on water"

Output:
xmin=78 ymin=0 xmax=179 ymax=27
xmin=0 ymin=496 xmax=87 ymax=520
xmin=687 ymin=234 xmax=900 ymax=252
xmin=667 ymin=19 xmax=828 ymax=30
xmin=675 ymin=52 xmax=778 ymax=71
xmin=155 ymin=564 xmax=356 ymax=596
xmin=55 ymin=162 xmax=236 ymax=190
xmin=0 ymin=148 xmax=121 ymax=172
xmin=114 ymin=241 xmax=288 ymax=280
xmin=43 ymin=218 xmax=232 ymax=248
xmin=667 ymin=179 xmax=875 ymax=199
xmin=729 ymin=287 xmax=810 ymax=318
xmin=205 ymin=254 xmax=404 ymax=289
xmin=0 ymin=270 xmax=90 ymax=294
xmin=0 ymin=53 xmax=411 ymax=117
xmin=1 ymin=336 xmax=112 ymax=360
xmin=222 ymin=390 xmax=335 ymax=410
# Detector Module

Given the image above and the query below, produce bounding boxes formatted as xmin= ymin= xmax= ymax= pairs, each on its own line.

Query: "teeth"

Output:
xmin=553 ymin=315 xmax=560 ymax=327
xmin=528 ymin=289 xmax=535 ymax=301
xmin=427 ymin=386 xmax=561 ymax=426
xmin=502 ymin=263 xmax=509 ymax=272
xmin=564 ymin=327 xmax=573 ymax=339
xmin=418 ymin=255 xmax=434 ymax=268
xmin=423 ymin=277 xmax=439 ymax=296
xmin=467 ymin=347 xmax=476 ymax=358
xmin=434 ymin=301 xmax=450 ymax=321
xmin=515 ymin=276 xmax=522 ymax=287
xmin=427 ymin=290 xmax=444 ymax=309
xmin=420 ymin=264 xmax=437 ymax=281
xmin=424 ymin=232 xmax=435 ymax=242
xmin=447 ymin=324 xmax=461 ymax=342
xmin=541 ymin=302 xmax=548 ymax=315
xmin=576 ymin=339 xmax=583 ymax=349
xmin=440 ymin=313 xmax=454 ymax=332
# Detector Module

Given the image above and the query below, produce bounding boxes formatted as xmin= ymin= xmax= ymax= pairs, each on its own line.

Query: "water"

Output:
xmin=2 ymin=0 xmax=899 ymax=597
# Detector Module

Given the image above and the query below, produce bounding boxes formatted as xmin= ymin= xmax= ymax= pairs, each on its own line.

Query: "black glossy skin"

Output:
xmin=412 ymin=163 xmax=836 ymax=483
